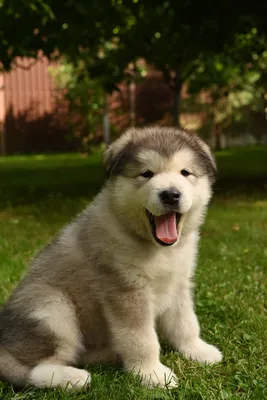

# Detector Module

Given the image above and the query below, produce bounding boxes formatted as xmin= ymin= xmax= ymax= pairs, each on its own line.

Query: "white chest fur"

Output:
xmin=113 ymin=232 xmax=198 ymax=317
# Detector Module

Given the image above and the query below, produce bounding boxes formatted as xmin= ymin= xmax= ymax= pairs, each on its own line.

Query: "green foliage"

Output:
xmin=187 ymin=29 xmax=267 ymax=144
xmin=49 ymin=60 xmax=106 ymax=152
xmin=0 ymin=0 xmax=117 ymax=70
xmin=0 ymin=1 xmax=266 ymax=79
xmin=49 ymin=56 xmax=147 ymax=151
xmin=1 ymin=1 xmax=267 ymax=132
xmin=0 ymin=0 xmax=55 ymax=69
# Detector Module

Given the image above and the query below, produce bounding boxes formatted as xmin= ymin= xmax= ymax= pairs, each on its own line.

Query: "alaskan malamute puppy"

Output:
xmin=0 ymin=127 xmax=222 ymax=390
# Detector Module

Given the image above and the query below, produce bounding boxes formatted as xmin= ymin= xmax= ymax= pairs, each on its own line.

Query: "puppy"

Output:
xmin=0 ymin=127 xmax=222 ymax=390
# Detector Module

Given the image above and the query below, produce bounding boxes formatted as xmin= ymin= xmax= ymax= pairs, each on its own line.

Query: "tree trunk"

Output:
xmin=103 ymin=95 xmax=110 ymax=146
xmin=172 ymin=72 xmax=182 ymax=128
xmin=215 ymin=125 xmax=222 ymax=151
xmin=264 ymin=92 xmax=267 ymax=122
xmin=129 ymin=82 xmax=136 ymax=126
xmin=0 ymin=123 xmax=6 ymax=156
xmin=210 ymin=104 xmax=222 ymax=151
xmin=0 ymin=77 xmax=6 ymax=156
xmin=212 ymin=120 xmax=222 ymax=151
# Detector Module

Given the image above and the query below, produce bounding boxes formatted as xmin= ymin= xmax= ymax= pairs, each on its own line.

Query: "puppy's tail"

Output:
xmin=0 ymin=346 xmax=30 ymax=387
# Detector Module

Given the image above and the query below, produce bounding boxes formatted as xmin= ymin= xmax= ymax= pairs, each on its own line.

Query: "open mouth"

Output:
xmin=146 ymin=210 xmax=181 ymax=246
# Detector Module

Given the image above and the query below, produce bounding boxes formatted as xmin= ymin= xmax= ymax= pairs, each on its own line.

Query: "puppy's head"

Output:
xmin=103 ymin=127 xmax=216 ymax=246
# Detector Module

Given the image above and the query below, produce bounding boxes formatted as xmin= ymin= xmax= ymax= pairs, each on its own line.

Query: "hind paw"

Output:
xmin=29 ymin=364 xmax=91 ymax=390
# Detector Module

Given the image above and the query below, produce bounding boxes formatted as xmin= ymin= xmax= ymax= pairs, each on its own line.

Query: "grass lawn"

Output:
xmin=0 ymin=146 xmax=266 ymax=399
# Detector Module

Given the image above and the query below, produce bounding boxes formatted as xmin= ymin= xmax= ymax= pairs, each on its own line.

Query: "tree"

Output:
xmin=0 ymin=0 xmax=119 ymax=69
xmin=49 ymin=59 xmax=106 ymax=151
xmin=187 ymin=28 xmax=267 ymax=149
xmin=49 ymin=55 xmax=146 ymax=150
xmin=1 ymin=0 xmax=267 ymax=128
xmin=66 ymin=1 xmax=267 ymax=126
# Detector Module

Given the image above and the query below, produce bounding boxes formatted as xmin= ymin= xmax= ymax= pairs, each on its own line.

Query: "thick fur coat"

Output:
xmin=0 ymin=127 xmax=222 ymax=390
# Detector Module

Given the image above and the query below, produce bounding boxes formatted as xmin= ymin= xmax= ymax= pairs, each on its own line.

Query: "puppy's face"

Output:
xmin=104 ymin=128 xmax=216 ymax=246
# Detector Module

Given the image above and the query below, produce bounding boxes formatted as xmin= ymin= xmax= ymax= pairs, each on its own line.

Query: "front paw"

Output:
xmin=180 ymin=339 xmax=222 ymax=364
xmin=137 ymin=363 xmax=178 ymax=388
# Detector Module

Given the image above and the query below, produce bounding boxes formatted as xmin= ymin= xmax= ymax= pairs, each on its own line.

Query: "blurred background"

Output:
xmin=1 ymin=1 xmax=267 ymax=154
xmin=0 ymin=2 xmax=266 ymax=399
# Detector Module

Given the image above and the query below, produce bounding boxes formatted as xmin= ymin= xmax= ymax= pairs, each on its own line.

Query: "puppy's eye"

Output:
xmin=181 ymin=169 xmax=191 ymax=177
xmin=140 ymin=170 xmax=154 ymax=179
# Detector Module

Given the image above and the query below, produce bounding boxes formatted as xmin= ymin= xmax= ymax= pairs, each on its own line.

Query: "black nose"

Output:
xmin=159 ymin=187 xmax=181 ymax=206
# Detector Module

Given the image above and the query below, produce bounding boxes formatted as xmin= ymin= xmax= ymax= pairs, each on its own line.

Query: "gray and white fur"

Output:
xmin=0 ymin=127 xmax=222 ymax=390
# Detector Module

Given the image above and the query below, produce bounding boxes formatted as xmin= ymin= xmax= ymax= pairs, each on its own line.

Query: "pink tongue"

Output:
xmin=154 ymin=212 xmax=178 ymax=244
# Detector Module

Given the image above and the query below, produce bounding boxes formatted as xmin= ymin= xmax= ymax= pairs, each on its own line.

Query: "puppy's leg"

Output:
xmin=27 ymin=291 xmax=91 ymax=390
xmin=29 ymin=363 xmax=91 ymax=390
xmin=30 ymin=291 xmax=84 ymax=365
xmin=0 ymin=293 xmax=91 ymax=390
xmin=0 ymin=346 xmax=30 ymax=388
xmin=103 ymin=289 xmax=178 ymax=388
xmin=158 ymin=283 xmax=222 ymax=364
xmin=81 ymin=346 xmax=119 ymax=365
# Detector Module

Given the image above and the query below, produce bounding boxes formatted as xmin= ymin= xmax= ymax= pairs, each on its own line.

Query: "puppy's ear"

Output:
xmin=103 ymin=133 xmax=134 ymax=178
xmin=103 ymin=147 xmax=127 ymax=177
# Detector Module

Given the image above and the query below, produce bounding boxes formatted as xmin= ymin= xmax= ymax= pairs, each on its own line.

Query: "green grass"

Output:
xmin=0 ymin=146 xmax=267 ymax=399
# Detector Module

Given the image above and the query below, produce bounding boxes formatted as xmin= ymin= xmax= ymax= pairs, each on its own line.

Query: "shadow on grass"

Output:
xmin=0 ymin=146 xmax=266 ymax=210
xmin=0 ymin=154 xmax=105 ymax=210
xmin=214 ymin=146 xmax=267 ymax=199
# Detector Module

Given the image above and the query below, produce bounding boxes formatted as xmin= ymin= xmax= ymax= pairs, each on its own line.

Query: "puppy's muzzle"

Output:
xmin=159 ymin=187 xmax=181 ymax=207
